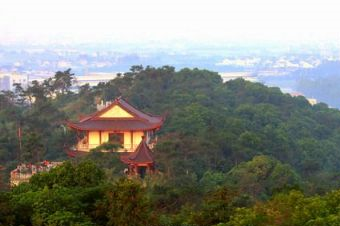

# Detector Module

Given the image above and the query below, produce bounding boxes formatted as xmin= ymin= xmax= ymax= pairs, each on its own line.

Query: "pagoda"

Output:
xmin=66 ymin=97 xmax=164 ymax=152
xmin=120 ymin=136 xmax=155 ymax=178
xmin=66 ymin=97 xmax=164 ymax=176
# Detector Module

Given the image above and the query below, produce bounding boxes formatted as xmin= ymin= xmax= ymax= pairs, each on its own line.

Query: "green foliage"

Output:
xmin=2 ymin=66 xmax=340 ymax=191
xmin=199 ymin=171 xmax=228 ymax=193
xmin=44 ymin=210 xmax=94 ymax=226
xmin=221 ymin=189 xmax=340 ymax=226
xmin=2 ymin=65 xmax=340 ymax=225
xmin=190 ymin=187 xmax=241 ymax=226
xmin=29 ymin=160 xmax=105 ymax=188
xmin=22 ymin=132 xmax=44 ymax=163
xmin=227 ymin=155 xmax=300 ymax=198
xmin=0 ymin=192 xmax=15 ymax=226
xmin=224 ymin=208 xmax=262 ymax=226
xmin=8 ymin=160 xmax=107 ymax=226
xmin=10 ymin=185 xmax=102 ymax=226
xmin=51 ymin=69 xmax=75 ymax=95
xmin=103 ymin=178 xmax=157 ymax=226
xmin=90 ymin=141 xmax=121 ymax=152
xmin=82 ymin=151 xmax=126 ymax=181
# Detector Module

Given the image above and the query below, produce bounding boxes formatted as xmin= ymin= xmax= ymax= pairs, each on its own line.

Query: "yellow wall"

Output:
xmin=88 ymin=131 xmax=100 ymax=149
xmin=101 ymin=131 xmax=109 ymax=143
xmin=100 ymin=131 xmax=143 ymax=151
xmin=133 ymin=131 xmax=144 ymax=147
xmin=99 ymin=105 xmax=133 ymax=118
xmin=87 ymin=130 xmax=145 ymax=152
xmin=124 ymin=132 xmax=132 ymax=149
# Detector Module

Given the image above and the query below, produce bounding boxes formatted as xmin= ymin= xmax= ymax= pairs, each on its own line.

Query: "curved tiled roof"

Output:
xmin=66 ymin=97 xmax=164 ymax=131
xmin=67 ymin=119 xmax=162 ymax=131
xmin=120 ymin=138 xmax=154 ymax=164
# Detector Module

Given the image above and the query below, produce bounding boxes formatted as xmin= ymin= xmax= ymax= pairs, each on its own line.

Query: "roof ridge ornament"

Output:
xmin=115 ymin=96 xmax=122 ymax=102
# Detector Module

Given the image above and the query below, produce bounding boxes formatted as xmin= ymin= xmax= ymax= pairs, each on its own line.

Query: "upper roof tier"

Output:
xmin=66 ymin=97 xmax=164 ymax=131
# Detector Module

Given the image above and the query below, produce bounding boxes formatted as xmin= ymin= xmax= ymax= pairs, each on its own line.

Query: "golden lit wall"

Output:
xmin=101 ymin=132 xmax=109 ymax=143
xmin=133 ymin=131 xmax=144 ymax=147
xmin=99 ymin=105 xmax=133 ymax=118
xmin=124 ymin=132 xmax=132 ymax=149
xmin=87 ymin=130 xmax=145 ymax=152
xmin=88 ymin=131 xmax=100 ymax=149
xmin=100 ymin=131 xmax=143 ymax=151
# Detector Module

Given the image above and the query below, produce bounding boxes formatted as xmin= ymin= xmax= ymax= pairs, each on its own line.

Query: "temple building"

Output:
xmin=66 ymin=97 xmax=164 ymax=176
xmin=10 ymin=161 xmax=62 ymax=187
xmin=121 ymin=136 xmax=155 ymax=178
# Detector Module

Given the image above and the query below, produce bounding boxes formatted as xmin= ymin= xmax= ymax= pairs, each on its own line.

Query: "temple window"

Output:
xmin=109 ymin=133 xmax=124 ymax=145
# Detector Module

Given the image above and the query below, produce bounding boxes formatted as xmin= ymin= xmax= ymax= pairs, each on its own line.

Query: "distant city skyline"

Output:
xmin=1 ymin=0 xmax=340 ymax=46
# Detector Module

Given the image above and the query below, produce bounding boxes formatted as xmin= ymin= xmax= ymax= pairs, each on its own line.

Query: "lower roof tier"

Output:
xmin=67 ymin=119 xmax=163 ymax=131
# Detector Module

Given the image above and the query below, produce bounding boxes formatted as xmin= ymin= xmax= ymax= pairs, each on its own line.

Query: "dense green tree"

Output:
xmin=52 ymin=69 xmax=75 ymax=95
xmin=103 ymin=178 xmax=156 ymax=226
xmin=29 ymin=160 xmax=105 ymax=188
xmin=227 ymin=156 xmax=300 ymax=198
xmin=190 ymin=187 xmax=240 ymax=226
xmin=22 ymin=132 xmax=44 ymax=163
xmin=0 ymin=192 xmax=15 ymax=226
xmin=3 ymin=65 xmax=340 ymax=225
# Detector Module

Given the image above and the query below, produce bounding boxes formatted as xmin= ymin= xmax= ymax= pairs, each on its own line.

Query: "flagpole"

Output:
xmin=17 ymin=123 xmax=22 ymax=163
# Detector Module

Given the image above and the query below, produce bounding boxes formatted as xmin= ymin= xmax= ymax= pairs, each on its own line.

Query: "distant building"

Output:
xmin=0 ymin=75 xmax=11 ymax=91
xmin=10 ymin=161 xmax=62 ymax=187
xmin=289 ymin=91 xmax=304 ymax=97
xmin=28 ymin=72 xmax=120 ymax=93
xmin=307 ymin=98 xmax=318 ymax=106
xmin=66 ymin=97 xmax=164 ymax=177
xmin=0 ymin=71 xmax=119 ymax=92
xmin=219 ymin=72 xmax=257 ymax=82
xmin=289 ymin=92 xmax=318 ymax=105
xmin=66 ymin=97 xmax=164 ymax=153
xmin=120 ymin=136 xmax=155 ymax=178
xmin=74 ymin=72 xmax=118 ymax=87
xmin=0 ymin=72 xmax=29 ymax=91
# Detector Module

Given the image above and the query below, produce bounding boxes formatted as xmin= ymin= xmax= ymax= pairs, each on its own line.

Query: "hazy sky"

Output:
xmin=1 ymin=0 xmax=340 ymax=45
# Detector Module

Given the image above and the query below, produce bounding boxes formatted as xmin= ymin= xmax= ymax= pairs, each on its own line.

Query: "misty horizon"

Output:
xmin=1 ymin=0 xmax=340 ymax=45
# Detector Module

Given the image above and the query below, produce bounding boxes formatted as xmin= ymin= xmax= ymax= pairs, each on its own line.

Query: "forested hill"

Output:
xmin=2 ymin=66 xmax=340 ymax=225
xmin=2 ymin=66 xmax=340 ymax=191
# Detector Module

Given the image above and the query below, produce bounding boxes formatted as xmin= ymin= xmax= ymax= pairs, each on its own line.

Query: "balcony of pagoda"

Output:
xmin=73 ymin=130 xmax=157 ymax=153
xmin=75 ymin=141 xmax=141 ymax=152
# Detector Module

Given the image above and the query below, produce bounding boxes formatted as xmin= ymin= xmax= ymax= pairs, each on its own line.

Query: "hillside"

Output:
xmin=1 ymin=65 xmax=340 ymax=225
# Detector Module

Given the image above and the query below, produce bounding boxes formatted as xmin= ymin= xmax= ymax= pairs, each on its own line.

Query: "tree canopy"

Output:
xmin=1 ymin=65 xmax=340 ymax=225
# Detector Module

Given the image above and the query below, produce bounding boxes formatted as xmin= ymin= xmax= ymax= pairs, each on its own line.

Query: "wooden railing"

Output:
xmin=76 ymin=143 xmax=140 ymax=152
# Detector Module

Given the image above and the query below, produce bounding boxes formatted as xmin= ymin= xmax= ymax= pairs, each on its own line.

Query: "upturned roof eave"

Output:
xmin=66 ymin=121 xmax=163 ymax=131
